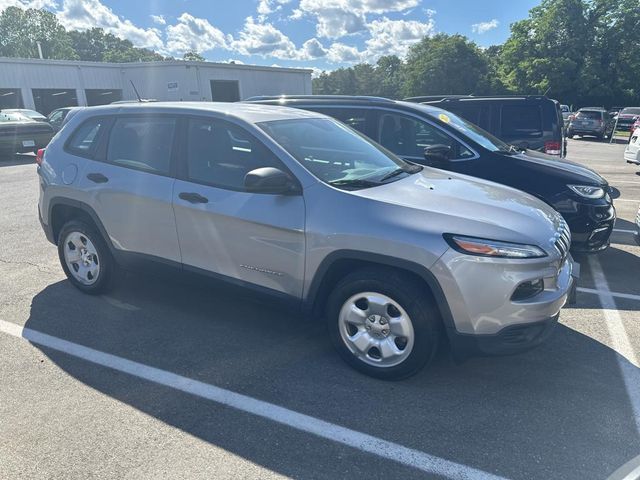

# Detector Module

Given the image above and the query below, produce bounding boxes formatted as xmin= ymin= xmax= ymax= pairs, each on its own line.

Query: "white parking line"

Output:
xmin=614 ymin=198 xmax=640 ymax=203
xmin=613 ymin=229 xmax=637 ymax=234
xmin=586 ymin=256 xmax=640 ymax=432
xmin=578 ymin=287 xmax=640 ymax=303
xmin=0 ymin=319 xmax=506 ymax=480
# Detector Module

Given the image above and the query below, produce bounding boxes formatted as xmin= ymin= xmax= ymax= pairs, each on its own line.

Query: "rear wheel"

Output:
xmin=327 ymin=267 xmax=441 ymax=380
xmin=58 ymin=220 xmax=115 ymax=294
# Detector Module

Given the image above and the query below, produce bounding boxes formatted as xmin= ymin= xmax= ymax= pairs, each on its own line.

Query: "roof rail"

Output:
xmin=405 ymin=94 xmax=549 ymax=103
xmin=244 ymin=94 xmax=395 ymax=103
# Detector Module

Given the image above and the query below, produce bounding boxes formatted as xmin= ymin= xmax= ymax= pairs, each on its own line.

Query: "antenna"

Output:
xmin=130 ymin=80 xmax=142 ymax=102
xmin=543 ymin=86 xmax=551 ymax=97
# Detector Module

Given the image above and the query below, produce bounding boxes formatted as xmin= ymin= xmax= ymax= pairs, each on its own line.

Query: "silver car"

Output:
xmin=38 ymin=102 xmax=575 ymax=379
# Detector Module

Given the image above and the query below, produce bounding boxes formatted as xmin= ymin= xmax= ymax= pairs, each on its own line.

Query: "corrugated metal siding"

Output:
xmin=0 ymin=58 xmax=311 ymax=109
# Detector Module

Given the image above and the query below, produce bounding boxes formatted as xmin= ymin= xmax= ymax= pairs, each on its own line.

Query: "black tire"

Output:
xmin=567 ymin=132 xmax=574 ymax=139
xmin=57 ymin=220 xmax=116 ymax=295
xmin=326 ymin=267 xmax=442 ymax=380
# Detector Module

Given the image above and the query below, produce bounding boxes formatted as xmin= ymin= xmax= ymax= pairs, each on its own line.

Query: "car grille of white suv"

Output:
xmin=554 ymin=220 xmax=571 ymax=261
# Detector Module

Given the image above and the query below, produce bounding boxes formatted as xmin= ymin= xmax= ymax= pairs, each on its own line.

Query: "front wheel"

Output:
xmin=326 ymin=268 xmax=441 ymax=380
xmin=58 ymin=220 xmax=116 ymax=294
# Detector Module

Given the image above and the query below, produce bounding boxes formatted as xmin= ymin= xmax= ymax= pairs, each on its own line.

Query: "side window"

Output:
xmin=501 ymin=105 xmax=543 ymax=138
xmin=66 ymin=118 xmax=105 ymax=158
xmin=310 ymin=108 xmax=369 ymax=135
xmin=106 ymin=117 xmax=176 ymax=174
xmin=48 ymin=110 xmax=63 ymax=127
xmin=186 ymin=118 xmax=285 ymax=191
xmin=378 ymin=113 xmax=474 ymax=159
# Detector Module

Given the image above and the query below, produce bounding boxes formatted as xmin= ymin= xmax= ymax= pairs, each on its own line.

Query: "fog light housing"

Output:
xmin=511 ymin=279 xmax=544 ymax=301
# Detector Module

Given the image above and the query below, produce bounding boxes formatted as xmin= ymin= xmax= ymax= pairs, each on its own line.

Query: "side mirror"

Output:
xmin=423 ymin=144 xmax=452 ymax=162
xmin=244 ymin=167 xmax=300 ymax=195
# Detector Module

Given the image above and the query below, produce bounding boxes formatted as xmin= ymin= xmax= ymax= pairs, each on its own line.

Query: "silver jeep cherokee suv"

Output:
xmin=38 ymin=103 xmax=574 ymax=379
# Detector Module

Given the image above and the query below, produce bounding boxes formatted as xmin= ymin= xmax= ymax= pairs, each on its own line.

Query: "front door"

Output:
xmin=172 ymin=116 xmax=306 ymax=298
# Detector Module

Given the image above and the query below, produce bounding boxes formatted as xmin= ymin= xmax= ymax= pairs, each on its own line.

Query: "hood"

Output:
xmin=517 ymin=149 xmax=607 ymax=186
xmin=353 ymin=168 xmax=564 ymax=252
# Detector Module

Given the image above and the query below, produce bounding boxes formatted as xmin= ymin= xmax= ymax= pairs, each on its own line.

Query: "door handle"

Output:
xmin=179 ymin=192 xmax=209 ymax=204
xmin=87 ymin=173 xmax=109 ymax=183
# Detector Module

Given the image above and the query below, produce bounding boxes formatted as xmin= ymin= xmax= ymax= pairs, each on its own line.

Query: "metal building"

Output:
xmin=0 ymin=57 xmax=312 ymax=114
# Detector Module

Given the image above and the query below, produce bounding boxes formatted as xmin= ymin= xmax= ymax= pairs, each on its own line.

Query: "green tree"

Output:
xmin=499 ymin=0 xmax=591 ymax=104
xmin=69 ymin=28 xmax=166 ymax=63
xmin=183 ymin=51 xmax=206 ymax=61
xmin=374 ymin=55 xmax=404 ymax=99
xmin=402 ymin=34 xmax=491 ymax=97
xmin=0 ymin=7 xmax=77 ymax=60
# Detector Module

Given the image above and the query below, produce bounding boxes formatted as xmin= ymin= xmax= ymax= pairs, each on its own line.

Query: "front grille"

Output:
xmin=554 ymin=219 xmax=571 ymax=261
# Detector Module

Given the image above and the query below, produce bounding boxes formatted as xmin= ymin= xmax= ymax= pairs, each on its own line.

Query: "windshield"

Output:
xmin=621 ymin=107 xmax=640 ymax=115
xmin=416 ymin=105 xmax=513 ymax=153
xmin=258 ymin=118 xmax=419 ymax=188
xmin=0 ymin=111 xmax=31 ymax=122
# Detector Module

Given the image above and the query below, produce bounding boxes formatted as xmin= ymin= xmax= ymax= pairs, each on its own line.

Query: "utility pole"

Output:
xmin=36 ymin=41 xmax=43 ymax=59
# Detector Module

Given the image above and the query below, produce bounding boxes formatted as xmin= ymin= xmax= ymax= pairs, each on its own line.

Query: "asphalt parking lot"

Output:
xmin=1 ymin=138 xmax=639 ymax=480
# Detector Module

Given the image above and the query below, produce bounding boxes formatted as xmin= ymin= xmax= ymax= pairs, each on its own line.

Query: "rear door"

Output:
xmin=172 ymin=116 xmax=306 ymax=298
xmin=75 ymin=115 xmax=182 ymax=263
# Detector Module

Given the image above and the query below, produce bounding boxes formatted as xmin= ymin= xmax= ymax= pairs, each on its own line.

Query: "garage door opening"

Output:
xmin=0 ymin=89 xmax=24 ymax=109
xmin=85 ymin=89 xmax=123 ymax=106
xmin=210 ymin=80 xmax=240 ymax=102
xmin=32 ymin=89 xmax=78 ymax=115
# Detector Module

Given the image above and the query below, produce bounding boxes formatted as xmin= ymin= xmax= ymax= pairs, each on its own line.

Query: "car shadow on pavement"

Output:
xmin=616 ymin=218 xmax=638 ymax=231
xmin=0 ymin=154 xmax=35 ymax=167
xmin=23 ymin=275 xmax=640 ymax=480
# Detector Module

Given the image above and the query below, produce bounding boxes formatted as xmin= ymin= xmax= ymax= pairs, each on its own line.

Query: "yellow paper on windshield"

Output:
xmin=438 ymin=113 xmax=450 ymax=123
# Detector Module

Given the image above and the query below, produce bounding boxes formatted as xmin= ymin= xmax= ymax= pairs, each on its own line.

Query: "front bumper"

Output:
xmin=625 ymin=149 xmax=640 ymax=165
xmin=560 ymin=200 xmax=616 ymax=253
xmin=433 ymin=247 xmax=574 ymax=355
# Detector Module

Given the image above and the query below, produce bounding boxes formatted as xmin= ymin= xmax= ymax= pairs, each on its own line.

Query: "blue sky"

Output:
xmin=2 ymin=0 xmax=541 ymax=71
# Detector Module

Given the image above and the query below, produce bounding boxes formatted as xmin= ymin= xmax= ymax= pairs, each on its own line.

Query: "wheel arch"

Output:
xmin=304 ymin=250 xmax=456 ymax=335
xmin=48 ymin=198 xmax=113 ymax=252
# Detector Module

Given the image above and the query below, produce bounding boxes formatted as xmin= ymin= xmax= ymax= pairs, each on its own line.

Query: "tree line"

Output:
xmin=314 ymin=0 xmax=640 ymax=108
xmin=0 ymin=6 xmax=202 ymax=64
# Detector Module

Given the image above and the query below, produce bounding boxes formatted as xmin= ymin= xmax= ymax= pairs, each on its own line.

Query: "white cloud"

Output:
xmin=310 ymin=66 xmax=326 ymax=78
xmin=0 ymin=0 xmax=57 ymax=10
xmin=150 ymin=14 xmax=165 ymax=25
xmin=296 ymin=0 xmax=420 ymax=39
xmin=165 ymin=12 xmax=230 ymax=54
xmin=57 ymin=0 xmax=163 ymax=49
xmin=327 ymin=42 xmax=363 ymax=63
xmin=364 ymin=16 xmax=434 ymax=59
xmin=472 ymin=19 xmax=499 ymax=34
xmin=257 ymin=0 xmax=291 ymax=15
xmin=231 ymin=16 xmax=297 ymax=59
xmin=300 ymin=37 xmax=327 ymax=59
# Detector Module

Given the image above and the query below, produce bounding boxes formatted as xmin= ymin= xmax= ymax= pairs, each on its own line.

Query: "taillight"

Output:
xmin=35 ymin=148 xmax=45 ymax=166
xmin=545 ymin=141 xmax=561 ymax=155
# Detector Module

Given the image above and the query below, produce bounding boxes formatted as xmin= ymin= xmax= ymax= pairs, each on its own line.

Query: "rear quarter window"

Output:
xmin=500 ymin=105 xmax=543 ymax=138
xmin=65 ymin=118 xmax=106 ymax=158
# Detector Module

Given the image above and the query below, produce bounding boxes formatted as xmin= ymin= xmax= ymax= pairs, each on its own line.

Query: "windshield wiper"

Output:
xmin=329 ymin=178 xmax=380 ymax=189
xmin=379 ymin=165 xmax=422 ymax=183
xmin=379 ymin=168 xmax=407 ymax=182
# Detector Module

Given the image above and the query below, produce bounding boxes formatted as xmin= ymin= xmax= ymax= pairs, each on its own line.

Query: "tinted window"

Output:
xmin=444 ymin=104 xmax=492 ymax=131
xmin=48 ymin=110 xmax=64 ymax=127
xmin=378 ymin=113 xmax=474 ymax=159
xmin=576 ymin=111 xmax=602 ymax=120
xmin=186 ymin=118 xmax=283 ymax=190
xmin=107 ymin=117 xmax=176 ymax=174
xmin=66 ymin=118 xmax=105 ymax=157
xmin=501 ymin=105 xmax=543 ymax=137
xmin=310 ymin=108 xmax=369 ymax=135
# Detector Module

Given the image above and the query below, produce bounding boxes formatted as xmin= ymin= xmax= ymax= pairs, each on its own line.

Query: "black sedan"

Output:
xmin=0 ymin=111 xmax=55 ymax=158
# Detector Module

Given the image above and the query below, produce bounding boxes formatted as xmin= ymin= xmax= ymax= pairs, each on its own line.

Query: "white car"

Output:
xmin=625 ymin=127 xmax=640 ymax=165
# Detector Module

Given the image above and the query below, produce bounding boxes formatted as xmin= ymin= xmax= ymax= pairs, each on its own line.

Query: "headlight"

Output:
xmin=444 ymin=235 xmax=547 ymax=258
xmin=568 ymin=184 xmax=605 ymax=199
